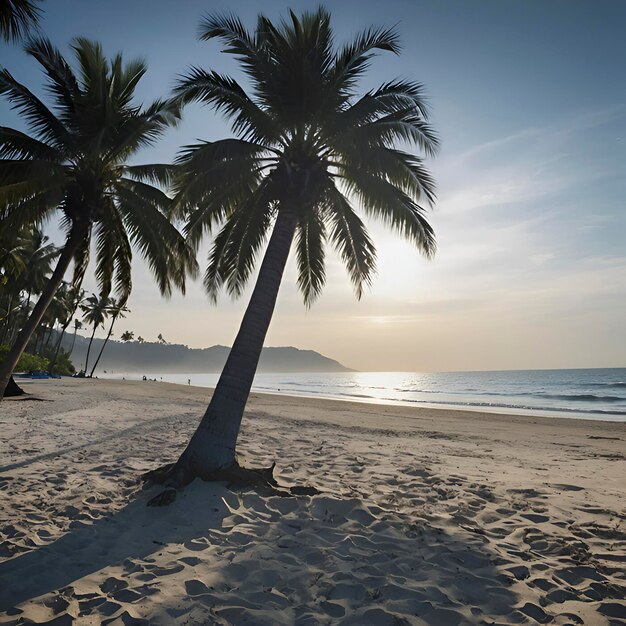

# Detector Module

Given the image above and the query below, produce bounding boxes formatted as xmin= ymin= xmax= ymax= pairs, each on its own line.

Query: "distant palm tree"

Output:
xmin=0 ymin=37 xmax=197 ymax=398
xmin=120 ymin=330 xmax=134 ymax=342
xmin=80 ymin=294 xmax=109 ymax=375
xmin=49 ymin=283 xmax=85 ymax=371
xmin=89 ymin=298 xmax=128 ymax=377
xmin=136 ymin=336 xmax=144 ymax=344
xmin=0 ymin=0 xmax=42 ymax=42
xmin=68 ymin=318 xmax=82 ymax=357
xmin=157 ymin=332 xmax=167 ymax=344
xmin=38 ymin=279 xmax=68 ymax=353
xmin=167 ymin=8 xmax=437 ymax=481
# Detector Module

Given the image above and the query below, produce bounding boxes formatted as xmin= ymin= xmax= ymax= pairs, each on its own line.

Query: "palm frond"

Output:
xmin=296 ymin=207 xmax=326 ymax=306
xmin=0 ymin=0 xmax=42 ymax=42
xmin=339 ymin=166 xmax=436 ymax=257
xmin=0 ymin=68 xmax=69 ymax=148
xmin=324 ymin=185 xmax=377 ymax=299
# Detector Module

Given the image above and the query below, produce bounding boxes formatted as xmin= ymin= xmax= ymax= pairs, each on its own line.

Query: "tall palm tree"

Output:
xmin=0 ymin=37 xmax=197 ymax=398
xmin=80 ymin=293 xmax=109 ymax=374
xmin=89 ymin=298 xmax=128 ymax=377
xmin=38 ymin=279 xmax=68 ymax=353
xmin=49 ymin=283 xmax=84 ymax=371
xmin=0 ymin=0 xmax=42 ymax=42
xmin=68 ymin=318 xmax=82 ymax=356
xmin=167 ymin=8 xmax=438 ymax=482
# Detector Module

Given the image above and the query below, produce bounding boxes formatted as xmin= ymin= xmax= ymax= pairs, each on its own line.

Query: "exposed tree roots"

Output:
xmin=143 ymin=460 xmax=319 ymax=507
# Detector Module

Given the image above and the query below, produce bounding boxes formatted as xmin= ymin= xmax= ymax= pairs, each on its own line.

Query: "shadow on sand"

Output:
xmin=0 ymin=476 xmax=520 ymax=625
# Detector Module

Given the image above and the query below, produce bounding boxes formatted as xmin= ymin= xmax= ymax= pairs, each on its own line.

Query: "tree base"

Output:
xmin=3 ymin=376 xmax=25 ymax=398
xmin=143 ymin=460 xmax=319 ymax=506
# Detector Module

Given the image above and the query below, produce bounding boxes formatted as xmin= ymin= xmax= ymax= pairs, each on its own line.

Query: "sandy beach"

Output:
xmin=0 ymin=378 xmax=625 ymax=625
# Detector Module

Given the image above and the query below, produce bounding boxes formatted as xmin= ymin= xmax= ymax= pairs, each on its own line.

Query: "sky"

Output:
xmin=1 ymin=0 xmax=625 ymax=372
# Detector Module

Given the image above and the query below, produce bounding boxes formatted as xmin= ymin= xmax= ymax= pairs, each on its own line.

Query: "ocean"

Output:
xmin=110 ymin=368 xmax=626 ymax=421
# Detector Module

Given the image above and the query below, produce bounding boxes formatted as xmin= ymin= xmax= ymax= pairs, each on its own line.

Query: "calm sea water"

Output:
xmin=111 ymin=368 xmax=626 ymax=422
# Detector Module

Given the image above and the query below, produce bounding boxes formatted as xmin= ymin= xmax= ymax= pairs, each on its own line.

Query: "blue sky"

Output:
xmin=1 ymin=0 xmax=625 ymax=370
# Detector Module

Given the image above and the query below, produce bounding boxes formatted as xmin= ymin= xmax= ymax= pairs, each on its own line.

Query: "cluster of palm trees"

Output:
xmin=0 ymin=5 xmax=438 ymax=482
xmin=0 ymin=226 xmax=131 ymax=377
xmin=79 ymin=294 xmax=129 ymax=377
xmin=0 ymin=225 xmax=77 ymax=377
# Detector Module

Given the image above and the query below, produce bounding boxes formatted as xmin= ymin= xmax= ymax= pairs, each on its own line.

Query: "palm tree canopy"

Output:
xmin=80 ymin=293 xmax=109 ymax=329
xmin=174 ymin=7 xmax=438 ymax=306
xmin=0 ymin=36 xmax=197 ymax=303
xmin=0 ymin=0 xmax=42 ymax=42
xmin=16 ymin=227 xmax=58 ymax=296
xmin=107 ymin=297 xmax=129 ymax=321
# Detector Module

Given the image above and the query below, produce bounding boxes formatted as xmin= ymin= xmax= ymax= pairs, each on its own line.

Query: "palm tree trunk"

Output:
xmin=49 ymin=323 xmax=69 ymax=372
xmin=0 ymin=225 xmax=86 ymax=399
xmin=174 ymin=210 xmax=297 ymax=481
xmin=84 ymin=325 xmax=97 ymax=375
xmin=69 ymin=327 xmax=78 ymax=356
xmin=89 ymin=317 xmax=115 ymax=377
xmin=0 ymin=293 xmax=14 ymax=344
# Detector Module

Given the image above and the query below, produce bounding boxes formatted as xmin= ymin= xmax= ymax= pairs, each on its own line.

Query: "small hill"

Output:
xmin=62 ymin=333 xmax=352 ymax=374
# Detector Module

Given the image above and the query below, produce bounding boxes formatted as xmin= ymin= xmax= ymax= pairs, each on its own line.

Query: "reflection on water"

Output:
xmin=104 ymin=368 xmax=626 ymax=421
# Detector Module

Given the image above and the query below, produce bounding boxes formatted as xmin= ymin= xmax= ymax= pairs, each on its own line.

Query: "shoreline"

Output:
xmin=14 ymin=375 xmax=626 ymax=432
xmin=88 ymin=373 xmax=626 ymax=423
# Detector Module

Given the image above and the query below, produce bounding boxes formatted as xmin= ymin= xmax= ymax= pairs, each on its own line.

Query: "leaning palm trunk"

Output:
xmin=49 ymin=327 xmax=65 ymax=367
xmin=0 ymin=226 xmax=85 ymax=398
xmin=173 ymin=210 xmax=297 ymax=481
xmin=84 ymin=325 xmax=98 ymax=375
xmin=69 ymin=327 xmax=78 ymax=356
xmin=89 ymin=317 xmax=116 ymax=377
xmin=49 ymin=322 xmax=69 ymax=372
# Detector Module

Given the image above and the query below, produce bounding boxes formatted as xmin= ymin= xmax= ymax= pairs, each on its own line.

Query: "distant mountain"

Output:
xmin=61 ymin=332 xmax=353 ymax=374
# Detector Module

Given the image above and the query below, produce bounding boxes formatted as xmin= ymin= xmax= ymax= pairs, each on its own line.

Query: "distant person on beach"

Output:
xmin=188 ymin=379 xmax=191 ymax=385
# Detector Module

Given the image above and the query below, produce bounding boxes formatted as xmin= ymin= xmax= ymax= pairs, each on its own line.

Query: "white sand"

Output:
xmin=0 ymin=378 xmax=625 ymax=625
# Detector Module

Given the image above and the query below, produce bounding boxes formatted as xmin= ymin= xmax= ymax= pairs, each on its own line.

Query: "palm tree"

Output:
xmin=120 ymin=330 xmax=134 ymax=342
xmin=136 ymin=336 xmax=144 ymax=343
xmin=89 ymin=298 xmax=128 ymax=377
xmin=80 ymin=293 xmax=109 ymax=375
xmin=157 ymin=332 xmax=167 ymax=344
xmin=166 ymin=8 xmax=437 ymax=482
xmin=68 ymin=318 xmax=82 ymax=357
xmin=0 ymin=0 xmax=42 ymax=42
xmin=49 ymin=283 xmax=84 ymax=371
xmin=0 ymin=226 xmax=58 ymax=346
xmin=38 ymin=279 xmax=69 ymax=354
xmin=0 ymin=226 xmax=30 ymax=345
xmin=0 ymin=225 xmax=57 ymax=394
xmin=18 ymin=227 xmax=59 ymax=315
xmin=0 ymin=37 xmax=197 ymax=398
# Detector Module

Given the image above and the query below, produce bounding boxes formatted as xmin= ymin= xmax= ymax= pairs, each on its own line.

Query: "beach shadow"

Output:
xmin=0 ymin=414 xmax=180 ymax=473
xmin=0 ymin=479 xmax=520 ymax=625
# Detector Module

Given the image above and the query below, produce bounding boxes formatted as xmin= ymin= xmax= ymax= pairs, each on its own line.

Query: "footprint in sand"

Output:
xmin=184 ymin=579 xmax=210 ymax=597
xmin=520 ymin=513 xmax=550 ymax=523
